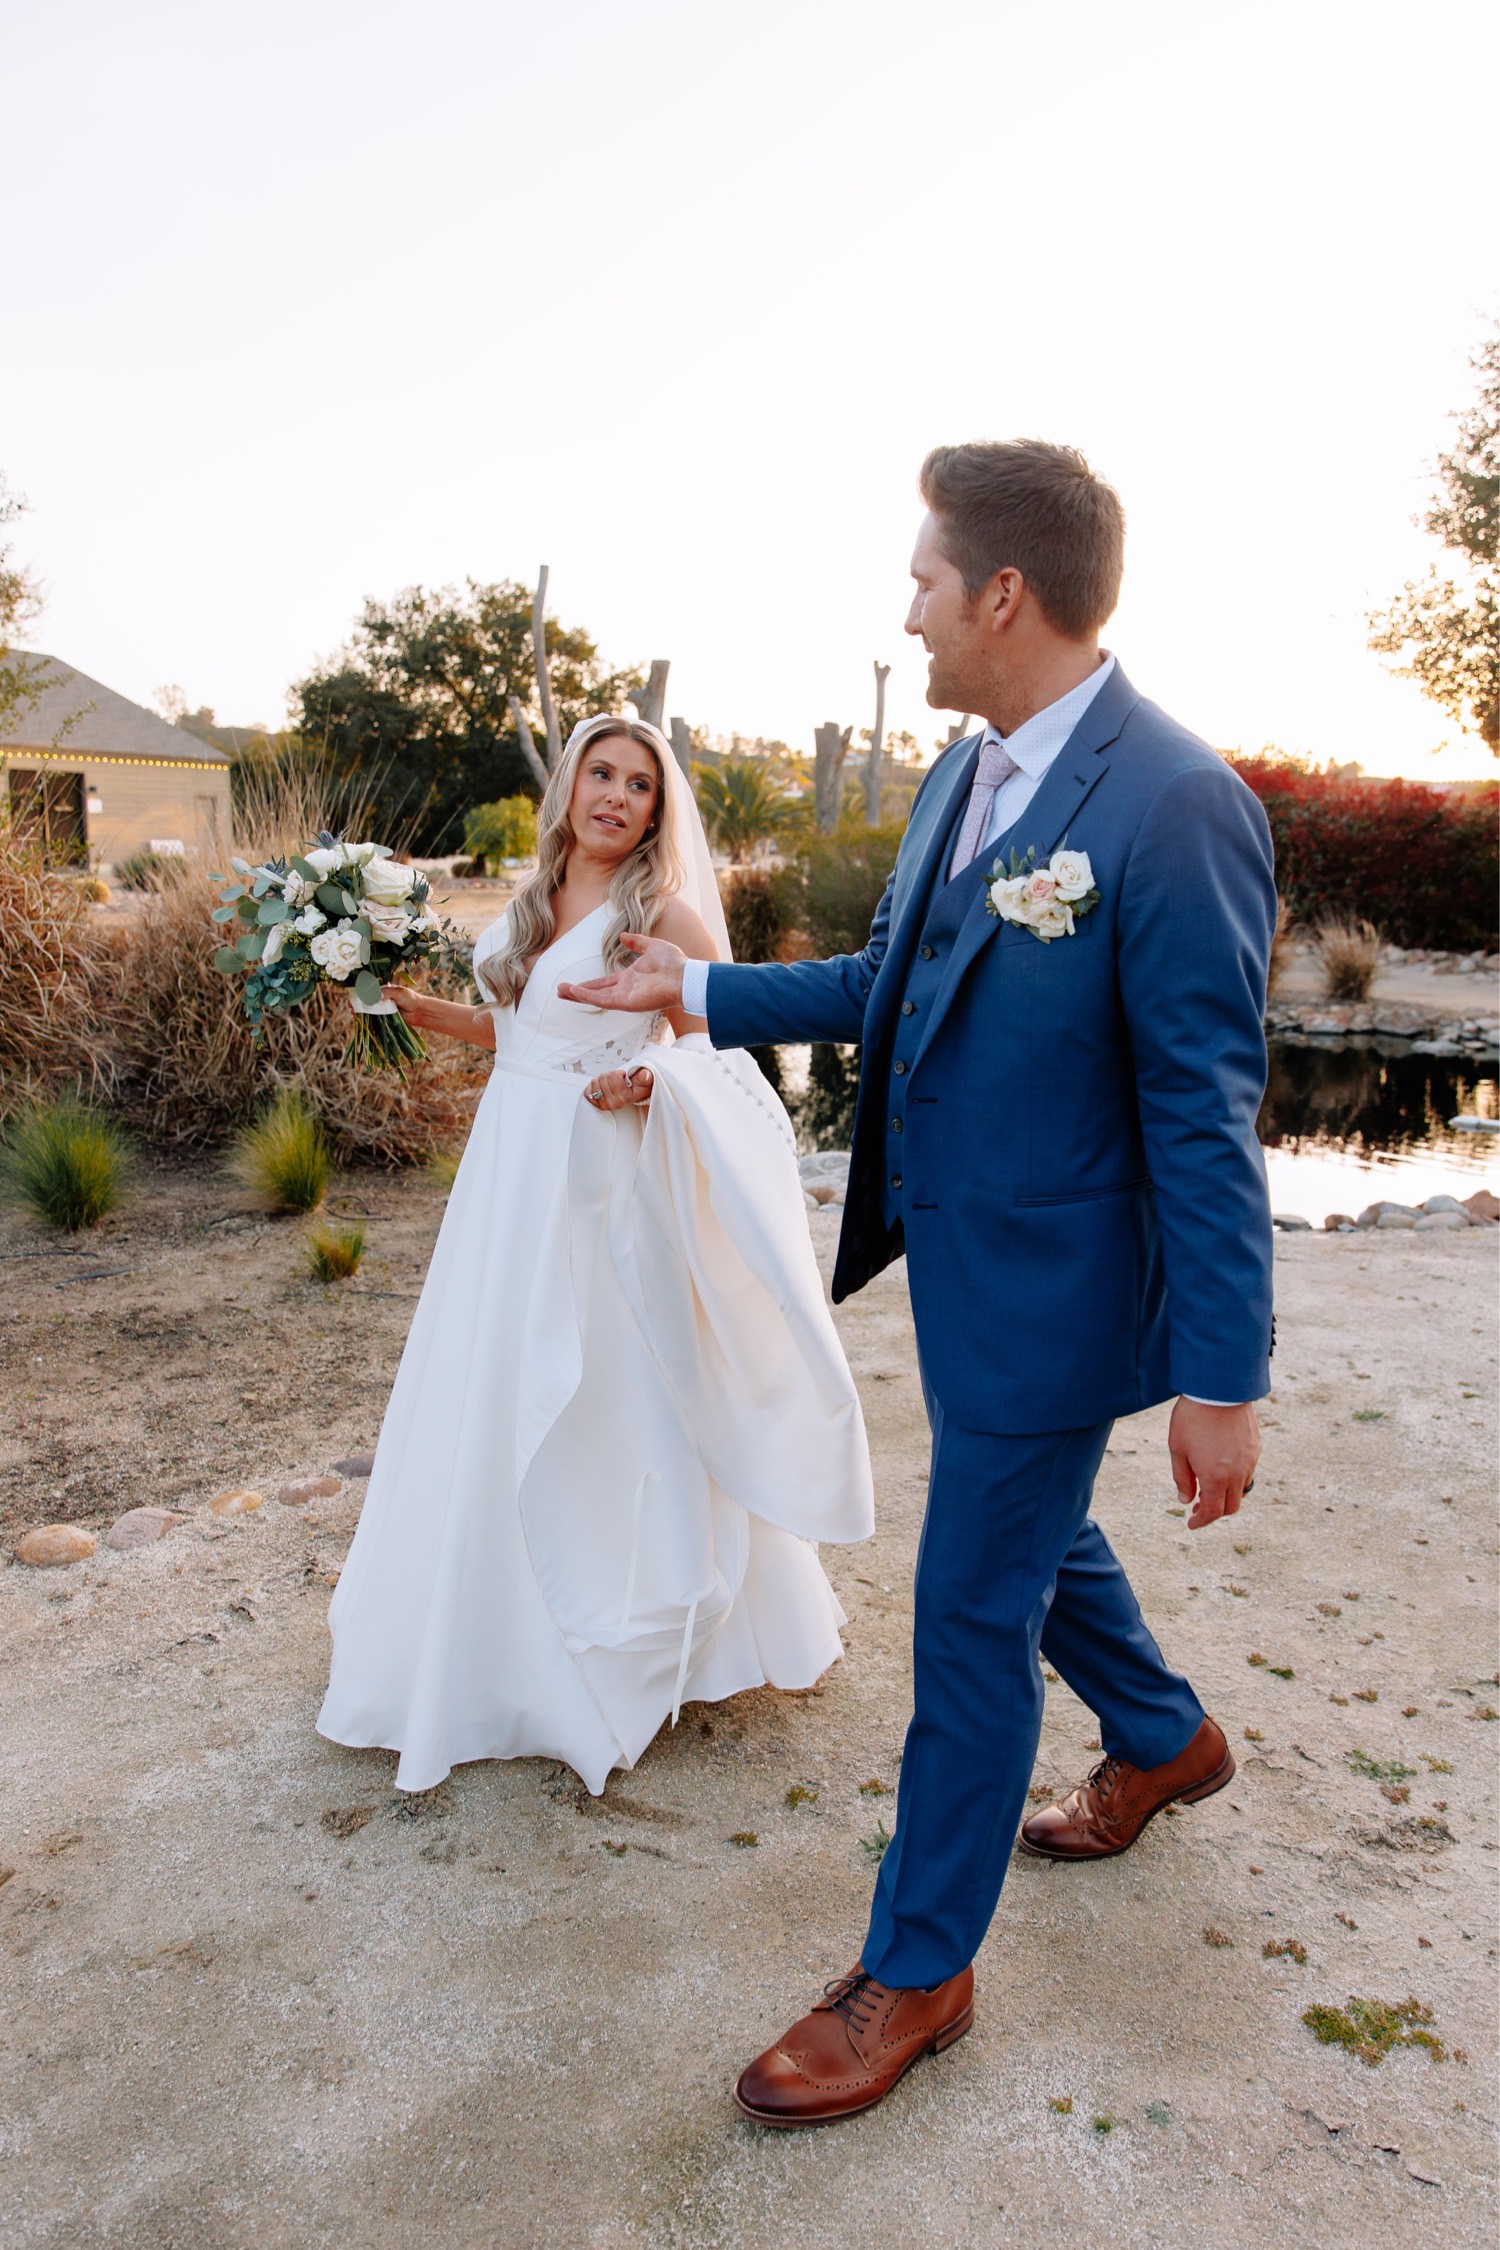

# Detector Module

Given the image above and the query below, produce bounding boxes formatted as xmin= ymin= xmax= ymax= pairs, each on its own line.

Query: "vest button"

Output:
xmin=901 ymin=1001 xmax=915 ymax=1016
xmin=919 ymin=945 xmax=935 ymax=960
xmin=893 ymin=1060 xmax=906 ymax=1076
xmin=890 ymin=1174 xmax=903 ymax=1191
xmin=891 ymin=1117 xmax=903 ymax=1133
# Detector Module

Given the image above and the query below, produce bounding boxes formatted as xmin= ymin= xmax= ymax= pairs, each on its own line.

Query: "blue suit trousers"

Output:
xmin=862 ymin=1388 xmax=1205 ymax=1989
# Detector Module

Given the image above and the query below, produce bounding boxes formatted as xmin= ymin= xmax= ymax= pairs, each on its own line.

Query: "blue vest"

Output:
xmin=880 ymin=809 xmax=1019 ymax=1229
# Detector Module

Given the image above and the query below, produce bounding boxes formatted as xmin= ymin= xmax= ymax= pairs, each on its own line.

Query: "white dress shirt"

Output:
xmin=950 ymin=653 xmax=1116 ymax=874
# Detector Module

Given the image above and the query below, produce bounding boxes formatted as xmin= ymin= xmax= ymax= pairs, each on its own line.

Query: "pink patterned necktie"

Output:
xmin=949 ymin=737 xmax=1021 ymax=876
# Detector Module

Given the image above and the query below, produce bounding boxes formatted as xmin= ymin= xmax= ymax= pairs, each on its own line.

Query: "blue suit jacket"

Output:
xmin=704 ymin=663 xmax=1277 ymax=1433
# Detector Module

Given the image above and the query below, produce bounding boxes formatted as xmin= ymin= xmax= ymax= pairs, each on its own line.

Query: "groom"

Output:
xmin=563 ymin=440 xmax=1276 ymax=2126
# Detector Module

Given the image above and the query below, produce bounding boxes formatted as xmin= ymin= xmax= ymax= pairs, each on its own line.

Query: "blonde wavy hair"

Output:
xmin=480 ymin=715 xmax=683 ymax=1008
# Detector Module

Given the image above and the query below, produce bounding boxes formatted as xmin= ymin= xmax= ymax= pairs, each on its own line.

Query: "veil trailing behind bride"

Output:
xmin=317 ymin=718 xmax=874 ymax=1796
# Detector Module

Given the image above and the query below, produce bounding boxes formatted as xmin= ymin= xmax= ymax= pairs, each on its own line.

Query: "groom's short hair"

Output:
xmin=920 ymin=440 xmax=1125 ymax=638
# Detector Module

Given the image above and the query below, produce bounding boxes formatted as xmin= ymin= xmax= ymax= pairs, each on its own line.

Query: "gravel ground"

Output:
xmin=1 ymin=1166 xmax=1496 ymax=2249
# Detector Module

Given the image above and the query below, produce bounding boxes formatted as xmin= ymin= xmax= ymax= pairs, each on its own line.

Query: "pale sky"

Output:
xmin=5 ymin=0 xmax=1496 ymax=777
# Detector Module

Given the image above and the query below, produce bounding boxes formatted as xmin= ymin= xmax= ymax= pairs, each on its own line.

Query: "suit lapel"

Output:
xmin=862 ymin=735 xmax=979 ymax=1054
xmin=910 ymin=666 xmax=1140 ymax=1074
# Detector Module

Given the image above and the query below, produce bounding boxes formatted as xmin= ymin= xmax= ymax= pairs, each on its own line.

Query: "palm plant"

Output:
xmin=694 ymin=760 xmax=803 ymax=863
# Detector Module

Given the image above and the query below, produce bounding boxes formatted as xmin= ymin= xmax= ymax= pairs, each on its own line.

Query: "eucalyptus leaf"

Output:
xmin=251 ymin=873 xmax=274 ymax=898
xmin=291 ymin=855 xmax=322 ymax=883
xmin=214 ymin=946 xmax=242 ymax=973
xmin=353 ymin=917 xmax=371 ymax=941
xmin=234 ymin=929 xmax=264 ymax=961
xmin=337 ymin=888 xmax=360 ymax=916
xmin=315 ymin=883 xmax=347 ymax=915
xmin=211 ymin=904 xmax=239 ymax=923
xmin=236 ymin=895 xmax=260 ymax=923
xmin=358 ymin=931 xmax=371 ymax=966
xmin=258 ymin=899 xmax=291 ymax=925
xmin=354 ymin=969 xmax=383 ymax=1006
xmin=230 ymin=856 xmax=250 ymax=875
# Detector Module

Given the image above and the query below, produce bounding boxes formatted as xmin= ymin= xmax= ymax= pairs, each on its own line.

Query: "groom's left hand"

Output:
xmin=1168 ymin=1398 xmax=1261 ymax=1531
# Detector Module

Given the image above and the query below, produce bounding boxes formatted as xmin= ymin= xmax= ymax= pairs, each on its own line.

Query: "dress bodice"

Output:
xmin=474 ymin=904 xmax=662 ymax=1078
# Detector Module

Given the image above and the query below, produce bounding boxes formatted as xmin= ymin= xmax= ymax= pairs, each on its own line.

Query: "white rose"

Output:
xmin=281 ymin=870 xmax=310 ymax=907
xmin=261 ymin=919 xmax=289 ymax=967
xmin=293 ymin=905 xmax=326 ymax=935
xmin=363 ymin=898 xmax=412 ymax=944
xmin=309 ymin=923 xmax=364 ymax=982
xmin=341 ymin=840 xmax=379 ymax=868
xmin=989 ymin=874 xmax=1031 ymax=924
xmin=361 ymin=856 xmax=418 ymax=905
xmin=304 ymin=846 xmax=342 ymax=877
xmin=410 ymin=905 xmax=441 ymax=933
xmin=1030 ymin=900 xmax=1075 ymax=942
xmin=1049 ymin=848 xmax=1094 ymax=902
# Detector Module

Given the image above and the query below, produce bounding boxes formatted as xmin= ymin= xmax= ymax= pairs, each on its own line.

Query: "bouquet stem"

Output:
xmin=343 ymin=1010 xmax=428 ymax=1076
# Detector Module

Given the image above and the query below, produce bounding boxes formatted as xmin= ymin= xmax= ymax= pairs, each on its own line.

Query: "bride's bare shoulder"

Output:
xmin=652 ymin=895 xmax=718 ymax=960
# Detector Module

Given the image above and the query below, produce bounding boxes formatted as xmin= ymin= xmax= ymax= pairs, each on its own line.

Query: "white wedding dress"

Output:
xmin=318 ymin=900 xmax=874 ymax=1795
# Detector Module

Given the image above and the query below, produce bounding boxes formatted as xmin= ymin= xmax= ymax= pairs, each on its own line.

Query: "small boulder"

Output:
xmin=1422 ymin=1194 xmax=1468 ymax=1216
xmin=1463 ymin=1188 xmax=1499 ymax=1225
xmin=1375 ymin=1209 xmax=1417 ymax=1230
xmin=106 ymin=1507 xmax=187 ymax=1551
xmin=806 ymin=1181 xmax=839 ymax=1206
xmin=277 ymin=1474 xmax=342 ymax=1508
xmin=332 ymin=1453 xmax=376 ymax=1479
xmin=1323 ymin=1212 xmax=1355 ymax=1232
xmin=1414 ymin=1211 xmax=1467 ymax=1232
xmin=1272 ymin=1213 xmax=1312 ymax=1231
xmin=803 ymin=1191 xmax=821 ymax=1212
xmin=208 ymin=1489 xmax=263 ymax=1518
xmin=16 ymin=1525 xmax=96 ymax=1568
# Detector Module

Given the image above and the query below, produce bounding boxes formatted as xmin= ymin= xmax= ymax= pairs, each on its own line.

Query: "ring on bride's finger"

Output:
xmin=1243 ymin=1476 xmax=1255 ymax=1494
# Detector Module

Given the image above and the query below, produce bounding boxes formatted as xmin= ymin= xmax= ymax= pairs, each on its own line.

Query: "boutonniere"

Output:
xmin=986 ymin=845 xmax=1100 ymax=942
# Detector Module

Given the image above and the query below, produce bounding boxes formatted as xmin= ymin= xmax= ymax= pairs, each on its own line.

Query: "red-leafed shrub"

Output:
xmin=1226 ymin=758 xmax=1498 ymax=951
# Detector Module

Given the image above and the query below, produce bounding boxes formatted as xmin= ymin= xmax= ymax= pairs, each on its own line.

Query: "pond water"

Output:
xmin=771 ymin=1041 xmax=1500 ymax=1227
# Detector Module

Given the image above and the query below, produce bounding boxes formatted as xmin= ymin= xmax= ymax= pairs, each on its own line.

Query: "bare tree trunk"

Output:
xmin=813 ymin=721 xmax=852 ymax=835
xmin=508 ymin=695 xmax=551 ymax=794
xmin=865 ymin=661 xmax=891 ymax=824
xmin=668 ymin=716 xmax=694 ymax=776
xmin=945 ymin=715 xmax=973 ymax=747
xmin=530 ymin=566 xmax=562 ymax=771
xmin=632 ymin=661 xmax=670 ymax=731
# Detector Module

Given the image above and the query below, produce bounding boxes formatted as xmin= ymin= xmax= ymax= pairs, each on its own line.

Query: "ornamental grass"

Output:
xmin=0 ymin=1093 xmax=130 ymax=1230
xmin=305 ymin=1220 xmax=366 ymax=1282
xmin=1313 ymin=915 xmax=1383 ymax=1001
xmin=233 ymin=1089 xmax=331 ymax=1214
xmin=4 ymin=770 xmax=487 ymax=1169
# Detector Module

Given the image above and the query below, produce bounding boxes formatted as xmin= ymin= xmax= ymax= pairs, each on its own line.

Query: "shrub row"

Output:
xmin=1229 ymin=761 xmax=1498 ymax=952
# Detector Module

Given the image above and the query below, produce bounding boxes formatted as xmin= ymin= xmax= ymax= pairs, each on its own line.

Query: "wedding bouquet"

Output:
xmin=211 ymin=834 xmax=457 ymax=1070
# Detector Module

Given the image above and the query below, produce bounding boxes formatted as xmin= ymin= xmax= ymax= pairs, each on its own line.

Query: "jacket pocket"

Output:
xmin=1013 ymin=1177 xmax=1150 ymax=1209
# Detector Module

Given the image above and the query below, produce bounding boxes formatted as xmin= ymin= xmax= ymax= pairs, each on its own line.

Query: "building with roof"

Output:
xmin=0 ymin=654 xmax=233 ymax=872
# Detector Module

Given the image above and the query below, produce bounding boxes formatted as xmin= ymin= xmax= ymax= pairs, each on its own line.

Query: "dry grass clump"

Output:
xmin=0 ymin=1093 xmax=129 ymax=1229
xmin=0 ymin=817 xmax=108 ymax=1113
xmin=233 ymin=1089 xmax=331 ymax=1213
xmin=3 ymin=769 xmax=485 ymax=1167
xmin=1266 ymin=897 xmax=1292 ymax=1000
xmin=1313 ymin=915 xmax=1382 ymax=1001
xmin=305 ymin=1220 xmax=365 ymax=1282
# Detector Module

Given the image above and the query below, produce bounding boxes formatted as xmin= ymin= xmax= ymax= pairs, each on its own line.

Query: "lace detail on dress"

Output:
xmin=552 ymin=1016 xmax=665 ymax=1077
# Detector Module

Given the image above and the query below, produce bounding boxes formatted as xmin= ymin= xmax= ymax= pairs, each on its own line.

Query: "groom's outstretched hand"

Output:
xmin=558 ymin=932 xmax=687 ymax=1013
xmin=1168 ymin=1398 xmax=1262 ymax=1531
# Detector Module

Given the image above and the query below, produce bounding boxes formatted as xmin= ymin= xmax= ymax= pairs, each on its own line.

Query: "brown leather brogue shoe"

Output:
xmin=734 ymin=1962 xmax=974 ymax=2127
xmin=1019 ymin=1715 xmax=1234 ymax=1862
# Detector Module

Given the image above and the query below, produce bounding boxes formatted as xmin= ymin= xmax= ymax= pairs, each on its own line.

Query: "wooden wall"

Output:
xmin=3 ymin=750 xmax=233 ymax=873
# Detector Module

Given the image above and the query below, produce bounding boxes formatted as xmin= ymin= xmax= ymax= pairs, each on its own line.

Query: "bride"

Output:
xmin=318 ymin=715 xmax=874 ymax=1796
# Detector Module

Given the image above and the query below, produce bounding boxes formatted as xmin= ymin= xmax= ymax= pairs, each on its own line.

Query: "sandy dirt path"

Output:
xmin=1 ymin=1168 xmax=1496 ymax=2248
